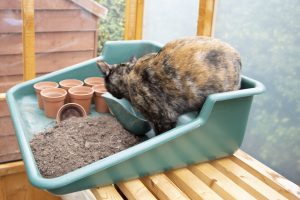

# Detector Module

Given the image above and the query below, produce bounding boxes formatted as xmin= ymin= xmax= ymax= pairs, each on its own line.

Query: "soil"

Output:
xmin=30 ymin=115 xmax=142 ymax=178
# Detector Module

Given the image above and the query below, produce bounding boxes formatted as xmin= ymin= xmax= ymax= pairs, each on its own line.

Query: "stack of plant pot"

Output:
xmin=33 ymin=77 xmax=109 ymax=121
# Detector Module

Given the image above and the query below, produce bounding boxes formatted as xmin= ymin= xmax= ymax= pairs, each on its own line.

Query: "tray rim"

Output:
xmin=6 ymin=41 xmax=265 ymax=190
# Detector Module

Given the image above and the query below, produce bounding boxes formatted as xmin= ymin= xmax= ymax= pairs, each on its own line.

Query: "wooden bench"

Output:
xmin=58 ymin=150 xmax=300 ymax=200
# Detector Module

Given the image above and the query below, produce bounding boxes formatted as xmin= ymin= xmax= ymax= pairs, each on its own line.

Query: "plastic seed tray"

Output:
xmin=6 ymin=40 xmax=265 ymax=195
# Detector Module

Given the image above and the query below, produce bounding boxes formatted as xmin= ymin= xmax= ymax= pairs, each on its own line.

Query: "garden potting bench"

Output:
xmin=1 ymin=149 xmax=299 ymax=199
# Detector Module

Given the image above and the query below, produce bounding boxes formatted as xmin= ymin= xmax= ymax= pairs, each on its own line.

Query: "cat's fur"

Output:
xmin=97 ymin=36 xmax=241 ymax=134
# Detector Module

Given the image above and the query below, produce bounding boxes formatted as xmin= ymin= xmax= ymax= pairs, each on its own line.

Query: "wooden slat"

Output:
xmin=117 ymin=179 xmax=156 ymax=200
xmin=0 ymin=10 xmax=98 ymax=33
xmin=0 ymin=161 xmax=24 ymax=177
xmin=197 ymin=0 xmax=215 ymax=36
xmin=0 ymin=0 xmax=79 ymax=10
xmin=233 ymin=150 xmax=300 ymax=200
xmin=0 ymin=81 xmax=22 ymax=93
xmin=0 ymin=135 xmax=20 ymax=157
xmin=0 ymin=50 xmax=95 ymax=76
xmin=212 ymin=158 xmax=288 ymax=200
xmin=124 ymin=0 xmax=144 ymax=40
xmin=189 ymin=163 xmax=256 ymax=200
xmin=0 ymin=153 xmax=21 ymax=164
xmin=0 ymin=100 xmax=9 ymax=117
xmin=0 ymin=117 xmax=14 ymax=136
xmin=0 ymin=32 xmax=95 ymax=55
xmin=142 ymin=173 xmax=190 ymax=200
xmin=167 ymin=168 xmax=222 ymax=200
xmin=21 ymin=0 xmax=36 ymax=81
xmin=0 ymin=93 xmax=6 ymax=101
xmin=91 ymin=185 xmax=123 ymax=200
xmin=135 ymin=0 xmax=144 ymax=40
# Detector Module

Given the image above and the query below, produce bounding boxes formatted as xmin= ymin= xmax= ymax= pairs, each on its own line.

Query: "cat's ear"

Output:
xmin=129 ymin=55 xmax=137 ymax=64
xmin=97 ymin=61 xmax=111 ymax=76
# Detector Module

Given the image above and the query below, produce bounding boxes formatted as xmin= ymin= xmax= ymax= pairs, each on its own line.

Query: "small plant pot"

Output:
xmin=56 ymin=103 xmax=87 ymax=123
xmin=33 ymin=81 xmax=59 ymax=109
xmin=92 ymin=85 xmax=109 ymax=113
xmin=40 ymin=88 xmax=67 ymax=118
xmin=68 ymin=86 xmax=94 ymax=114
xmin=59 ymin=79 xmax=84 ymax=103
xmin=84 ymin=77 xmax=105 ymax=87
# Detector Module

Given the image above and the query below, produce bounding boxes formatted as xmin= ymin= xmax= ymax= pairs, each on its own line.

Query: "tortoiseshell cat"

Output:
xmin=97 ymin=36 xmax=241 ymax=134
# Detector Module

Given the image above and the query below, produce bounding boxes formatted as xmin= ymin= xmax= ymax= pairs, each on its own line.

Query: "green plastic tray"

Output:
xmin=6 ymin=40 xmax=265 ymax=195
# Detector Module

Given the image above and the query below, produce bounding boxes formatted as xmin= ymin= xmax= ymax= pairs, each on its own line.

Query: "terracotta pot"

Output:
xmin=33 ymin=81 xmax=59 ymax=109
xmin=92 ymin=85 xmax=109 ymax=113
xmin=56 ymin=103 xmax=87 ymax=123
xmin=84 ymin=77 xmax=105 ymax=87
xmin=40 ymin=88 xmax=67 ymax=118
xmin=59 ymin=79 xmax=84 ymax=103
xmin=68 ymin=86 xmax=94 ymax=114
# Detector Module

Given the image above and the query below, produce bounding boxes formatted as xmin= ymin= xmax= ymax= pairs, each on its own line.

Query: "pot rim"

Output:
xmin=68 ymin=86 xmax=94 ymax=99
xmin=84 ymin=77 xmax=105 ymax=86
xmin=59 ymin=79 xmax=84 ymax=89
xmin=33 ymin=81 xmax=59 ymax=92
xmin=41 ymin=88 xmax=67 ymax=102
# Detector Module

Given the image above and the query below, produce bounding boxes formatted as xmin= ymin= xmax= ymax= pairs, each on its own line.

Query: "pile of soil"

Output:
xmin=30 ymin=115 xmax=142 ymax=178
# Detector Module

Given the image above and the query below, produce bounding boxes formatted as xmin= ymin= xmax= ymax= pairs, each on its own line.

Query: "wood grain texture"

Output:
xmin=0 ymin=10 xmax=98 ymax=33
xmin=142 ymin=173 xmax=190 ymax=200
xmin=91 ymin=185 xmax=123 ymax=200
xmin=233 ymin=150 xmax=300 ymax=200
xmin=0 ymin=116 xmax=14 ymax=136
xmin=166 ymin=168 xmax=222 ymax=200
xmin=117 ymin=179 xmax=156 ymax=200
xmin=197 ymin=0 xmax=215 ymax=36
xmin=124 ymin=0 xmax=144 ymax=40
xmin=189 ymin=163 xmax=256 ymax=200
xmin=212 ymin=158 xmax=288 ymax=200
xmin=21 ymin=0 xmax=36 ymax=80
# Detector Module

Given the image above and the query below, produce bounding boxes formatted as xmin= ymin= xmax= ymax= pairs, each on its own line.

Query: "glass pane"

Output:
xmin=96 ymin=0 xmax=125 ymax=52
xmin=0 ymin=2 xmax=23 ymax=92
xmin=143 ymin=0 xmax=199 ymax=44
xmin=214 ymin=0 xmax=300 ymax=184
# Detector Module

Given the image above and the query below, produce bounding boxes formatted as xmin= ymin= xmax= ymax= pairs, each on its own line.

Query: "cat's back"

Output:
xmin=130 ymin=36 xmax=241 ymax=93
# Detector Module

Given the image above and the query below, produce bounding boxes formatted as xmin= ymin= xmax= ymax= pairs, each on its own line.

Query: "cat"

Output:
xmin=97 ymin=36 xmax=241 ymax=134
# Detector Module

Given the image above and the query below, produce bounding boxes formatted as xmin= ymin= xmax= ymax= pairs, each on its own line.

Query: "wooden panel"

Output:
xmin=167 ymin=168 xmax=222 ymax=200
xmin=0 ymin=10 xmax=22 ymax=33
xmin=0 ymin=32 xmax=95 ymax=55
xmin=0 ymin=51 xmax=94 ymax=76
xmin=70 ymin=0 xmax=108 ymax=18
xmin=0 ymin=0 xmax=79 ymax=10
xmin=35 ymin=32 xmax=95 ymax=53
xmin=0 ymin=135 xmax=20 ymax=164
xmin=0 ymin=80 xmax=22 ymax=93
xmin=212 ymin=158 xmax=287 ymax=200
xmin=0 ymin=33 xmax=22 ymax=55
xmin=91 ymin=185 xmax=123 ymax=200
xmin=0 ymin=153 xmax=21 ymax=164
xmin=189 ymin=163 xmax=256 ymax=200
xmin=0 ymin=116 xmax=14 ymax=136
xmin=1 ymin=172 xmax=61 ymax=200
xmin=142 ymin=173 xmax=190 ymax=200
xmin=117 ymin=179 xmax=157 ymax=200
xmin=0 ymin=100 xmax=10 ymax=117
xmin=0 ymin=10 xmax=98 ymax=33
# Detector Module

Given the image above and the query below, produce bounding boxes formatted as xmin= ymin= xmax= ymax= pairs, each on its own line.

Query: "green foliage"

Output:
xmin=95 ymin=0 xmax=125 ymax=54
xmin=215 ymin=0 xmax=300 ymax=183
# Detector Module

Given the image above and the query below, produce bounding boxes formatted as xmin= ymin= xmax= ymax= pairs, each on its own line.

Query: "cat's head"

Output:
xmin=96 ymin=57 xmax=137 ymax=99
